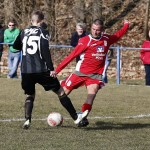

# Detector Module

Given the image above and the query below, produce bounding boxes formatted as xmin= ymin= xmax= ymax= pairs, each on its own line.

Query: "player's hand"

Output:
xmin=124 ymin=20 xmax=130 ymax=25
xmin=50 ymin=71 xmax=57 ymax=78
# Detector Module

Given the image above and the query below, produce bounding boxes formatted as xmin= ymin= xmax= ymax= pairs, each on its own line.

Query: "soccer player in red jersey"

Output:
xmin=56 ymin=19 xmax=130 ymax=127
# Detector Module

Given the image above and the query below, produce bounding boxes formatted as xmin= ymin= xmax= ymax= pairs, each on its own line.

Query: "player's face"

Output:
xmin=91 ymin=24 xmax=103 ymax=38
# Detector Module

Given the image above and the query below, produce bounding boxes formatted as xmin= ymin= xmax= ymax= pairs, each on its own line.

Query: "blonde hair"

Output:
xmin=76 ymin=22 xmax=86 ymax=31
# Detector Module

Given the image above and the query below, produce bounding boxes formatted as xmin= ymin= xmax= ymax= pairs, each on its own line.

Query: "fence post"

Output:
xmin=116 ymin=46 xmax=121 ymax=85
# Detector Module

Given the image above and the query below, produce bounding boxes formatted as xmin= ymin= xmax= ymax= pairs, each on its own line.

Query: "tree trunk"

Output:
xmin=144 ymin=0 xmax=150 ymax=39
xmin=44 ymin=0 xmax=56 ymax=42
xmin=92 ymin=0 xmax=102 ymax=20
xmin=74 ymin=0 xmax=85 ymax=22
xmin=3 ymin=0 xmax=15 ymax=25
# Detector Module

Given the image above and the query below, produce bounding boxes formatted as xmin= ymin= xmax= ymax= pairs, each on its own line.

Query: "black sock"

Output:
xmin=59 ymin=94 xmax=77 ymax=120
xmin=24 ymin=96 xmax=34 ymax=122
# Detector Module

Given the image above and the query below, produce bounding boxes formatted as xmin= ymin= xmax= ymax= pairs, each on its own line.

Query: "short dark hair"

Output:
xmin=31 ymin=10 xmax=44 ymax=22
xmin=8 ymin=18 xmax=16 ymax=25
xmin=92 ymin=19 xmax=104 ymax=26
xmin=40 ymin=22 xmax=48 ymax=29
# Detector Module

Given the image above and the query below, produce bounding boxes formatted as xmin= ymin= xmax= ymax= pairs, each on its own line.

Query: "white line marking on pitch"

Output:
xmin=1 ymin=114 xmax=150 ymax=122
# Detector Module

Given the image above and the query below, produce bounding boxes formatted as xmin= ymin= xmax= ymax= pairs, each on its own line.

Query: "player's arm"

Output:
xmin=109 ymin=20 xmax=129 ymax=45
xmin=55 ymin=38 xmax=87 ymax=74
xmin=41 ymin=31 xmax=54 ymax=72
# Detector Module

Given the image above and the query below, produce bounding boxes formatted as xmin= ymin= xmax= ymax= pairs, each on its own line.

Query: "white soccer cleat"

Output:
xmin=23 ymin=119 xmax=30 ymax=129
xmin=74 ymin=110 xmax=89 ymax=124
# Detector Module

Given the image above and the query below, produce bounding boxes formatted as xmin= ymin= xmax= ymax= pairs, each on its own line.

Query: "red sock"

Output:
xmin=81 ymin=103 xmax=92 ymax=112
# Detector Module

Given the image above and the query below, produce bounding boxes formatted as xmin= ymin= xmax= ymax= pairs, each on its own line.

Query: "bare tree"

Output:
xmin=44 ymin=0 xmax=56 ymax=42
xmin=0 ymin=0 xmax=4 ymax=24
xmin=3 ymin=0 xmax=15 ymax=25
xmin=20 ymin=0 xmax=37 ymax=28
xmin=144 ymin=0 xmax=150 ymax=39
xmin=92 ymin=0 xmax=102 ymax=20
xmin=73 ymin=0 xmax=85 ymax=23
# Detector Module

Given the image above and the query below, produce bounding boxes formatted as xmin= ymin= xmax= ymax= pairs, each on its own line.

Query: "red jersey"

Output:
xmin=56 ymin=23 xmax=129 ymax=75
xmin=140 ymin=40 xmax=150 ymax=64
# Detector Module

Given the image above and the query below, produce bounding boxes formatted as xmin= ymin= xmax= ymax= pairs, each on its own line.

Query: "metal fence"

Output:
xmin=50 ymin=45 xmax=147 ymax=85
xmin=0 ymin=43 xmax=149 ymax=84
xmin=115 ymin=46 xmax=150 ymax=85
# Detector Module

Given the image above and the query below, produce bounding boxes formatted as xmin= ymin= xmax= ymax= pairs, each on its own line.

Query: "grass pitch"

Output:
xmin=0 ymin=78 xmax=150 ymax=150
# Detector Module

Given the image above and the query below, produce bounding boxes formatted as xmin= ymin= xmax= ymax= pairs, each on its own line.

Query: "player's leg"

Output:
xmin=24 ymin=94 xmax=35 ymax=122
xmin=42 ymin=72 xmax=88 ymax=124
xmin=82 ymin=78 xmax=104 ymax=113
xmin=55 ymin=87 xmax=88 ymax=124
xmin=60 ymin=73 xmax=84 ymax=95
xmin=21 ymin=73 xmax=36 ymax=129
xmin=59 ymin=74 xmax=89 ymax=124
xmin=77 ymin=84 xmax=99 ymax=127
xmin=54 ymin=86 xmax=77 ymax=120
xmin=23 ymin=94 xmax=35 ymax=129
xmin=62 ymin=86 xmax=71 ymax=95
xmin=58 ymin=76 xmax=77 ymax=119
xmin=40 ymin=72 xmax=88 ymax=125
xmin=79 ymin=77 xmax=105 ymax=127
xmin=82 ymin=83 xmax=99 ymax=111
xmin=38 ymin=72 xmax=78 ymax=122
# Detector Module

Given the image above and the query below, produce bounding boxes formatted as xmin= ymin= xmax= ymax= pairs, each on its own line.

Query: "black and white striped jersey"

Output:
xmin=13 ymin=26 xmax=54 ymax=73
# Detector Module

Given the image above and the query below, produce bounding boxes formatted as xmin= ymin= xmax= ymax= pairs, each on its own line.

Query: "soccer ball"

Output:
xmin=47 ymin=112 xmax=63 ymax=127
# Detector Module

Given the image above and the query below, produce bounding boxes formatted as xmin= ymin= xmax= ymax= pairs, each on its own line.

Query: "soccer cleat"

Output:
xmin=78 ymin=118 xmax=89 ymax=127
xmin=23 ymin=119 xmax=30 ymax=129
xmin=74 ymin=110 xmax=89 ymax=124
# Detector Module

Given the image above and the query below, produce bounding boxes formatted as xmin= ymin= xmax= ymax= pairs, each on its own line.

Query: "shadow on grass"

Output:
xmin=35 ymin=125 xmax=77 ymax=130
xmin=86 ymin=121 xmax=150 ymax=130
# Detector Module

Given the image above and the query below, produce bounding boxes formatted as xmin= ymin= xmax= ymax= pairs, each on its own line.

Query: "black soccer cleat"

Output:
xmin=77 ymin=118 xmax=89 ymax=127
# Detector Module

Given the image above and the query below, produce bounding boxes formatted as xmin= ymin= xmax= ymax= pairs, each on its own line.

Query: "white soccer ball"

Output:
xmin=47 ymin=112 xmax=63 ymax=127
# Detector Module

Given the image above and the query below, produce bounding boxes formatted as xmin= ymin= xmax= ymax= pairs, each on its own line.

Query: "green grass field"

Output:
xmin=0 ymin=78 xmax=150 ymax=150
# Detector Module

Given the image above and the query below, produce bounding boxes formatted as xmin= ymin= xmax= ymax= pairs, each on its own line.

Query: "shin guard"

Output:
xmin=59 ymin=94 xmax=77 ymax=120
xmin=25 ymin=96 xmax=34 ymax=121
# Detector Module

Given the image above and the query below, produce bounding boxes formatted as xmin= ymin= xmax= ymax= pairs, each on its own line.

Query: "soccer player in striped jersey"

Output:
xmin=56 ymin=19 xmax=130 ymax=127
xmin=13 ymin=10 xmax=88 ymax=129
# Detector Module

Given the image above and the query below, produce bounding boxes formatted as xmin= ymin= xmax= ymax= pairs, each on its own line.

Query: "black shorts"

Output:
xmin=21 ymin=72 xmax=61 ymax=95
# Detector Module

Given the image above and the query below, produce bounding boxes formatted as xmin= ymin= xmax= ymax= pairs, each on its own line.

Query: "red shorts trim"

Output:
xmin=60 ymin=73 xmax=105 ymax=90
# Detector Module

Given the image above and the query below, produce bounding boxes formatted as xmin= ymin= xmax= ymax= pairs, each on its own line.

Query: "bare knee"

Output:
xmin=54 ymin=87 xmax=71 ymax=97
xmin=63 ymin=87 xmax=71 ymax=95
xmin=87 ymin=84 xmax=99 ymax=94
